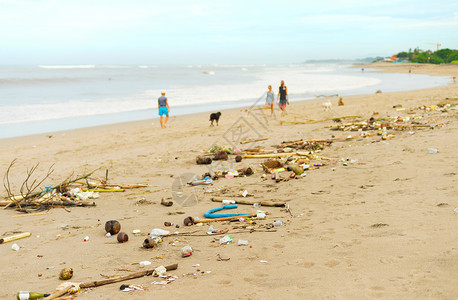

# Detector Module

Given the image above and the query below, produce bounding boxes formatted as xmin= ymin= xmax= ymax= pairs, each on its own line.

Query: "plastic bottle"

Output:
xmin=427 ymin=148 xmax=439 ymax=154
xmin=17 ymin=291 xmax=50 ymax=300
xmin=219 ymin=235 xmax=232 ymax=244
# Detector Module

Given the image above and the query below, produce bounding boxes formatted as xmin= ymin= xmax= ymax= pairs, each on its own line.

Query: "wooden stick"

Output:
xmin=54 ymin=200 xmax=96 ymax=207
xmin=194 ymin=214 xmax=258 ymax=223
xmin=12 ymin=212 xmax=51 ymax=218
xmin=240 ymin=137 xmax=268 ymax=144
xmin=79 ymin=264 xmax=178 ymax=288
xmin=242 ymin=152 xmax=311 ymax=158
xmin=211 ymin=198 xmax=285 ymax=207
xmin=0 ymin=232 xmax=31 ymax=244
xmin=83 ymin=189 xmax=125 ymax=192
xmin=44 ymin=282 xmax=75 ymax=300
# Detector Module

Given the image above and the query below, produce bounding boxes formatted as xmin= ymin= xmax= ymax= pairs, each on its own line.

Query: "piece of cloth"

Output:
xmin=266 ymin=92 xmax=274 ymax=104
xmin=158 ymin=96 xmax=167 ymax=107
xmin=158 ymin=106 xmax=169 ymax=115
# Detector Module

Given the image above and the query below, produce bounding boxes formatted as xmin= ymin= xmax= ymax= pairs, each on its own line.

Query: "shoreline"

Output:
xmin=0 ymin=63 xmax=457 ymax=299
xmin=0 ymin=63 xmax=451 ymax=140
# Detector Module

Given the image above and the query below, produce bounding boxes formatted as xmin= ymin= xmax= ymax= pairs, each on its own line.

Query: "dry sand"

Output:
xmin=0 ymin=63 xmax=457 ymax=299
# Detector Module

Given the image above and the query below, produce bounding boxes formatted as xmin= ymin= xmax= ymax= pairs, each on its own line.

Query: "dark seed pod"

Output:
xmin=105 ymin=220 xmax=121 ymax=235
xmin=235 ymin=155 xmax=242 ymax=162
xmin=117 ymin=232 xmax=129 ymax=243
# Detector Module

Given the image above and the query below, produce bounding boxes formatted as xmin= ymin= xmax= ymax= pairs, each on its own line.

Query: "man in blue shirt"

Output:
xmin=158 ymin=92 xmax=170 ymax=128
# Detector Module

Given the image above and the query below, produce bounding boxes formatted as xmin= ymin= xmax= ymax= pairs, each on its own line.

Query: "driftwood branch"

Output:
xmin=211 ymin=198 xmax=286 ymax=207
xmin=78 ymin=264 xmax=178 ymax=289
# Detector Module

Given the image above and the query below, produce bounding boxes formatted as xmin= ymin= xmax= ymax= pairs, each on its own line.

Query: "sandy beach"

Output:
xmin=1 ymin=63 xmax=457 ymax=299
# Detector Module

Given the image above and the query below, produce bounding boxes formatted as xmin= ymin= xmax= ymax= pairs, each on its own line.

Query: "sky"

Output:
xmin=0 ymin=0 xmax=457 ymax=65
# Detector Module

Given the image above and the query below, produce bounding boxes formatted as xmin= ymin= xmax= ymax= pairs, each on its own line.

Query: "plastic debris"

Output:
xmin=150 ymin=229 xmax=170 ymax=238
xmin=181 ymin=245 xmax=193 ymax=257
xmin=238 ymin=239 xmax=249 ymax=246
xmin=428 ymin=148 xmax=439 ymax=154
xmin=154 ymin=265 xmax=167 ymax=276
xmin=139 ymin=261 xmax=151 ymax=267
xmin=273 ymin=220 xmax=283 ymax=226
xmin=219 ymin=235 xmax=232 ymax=244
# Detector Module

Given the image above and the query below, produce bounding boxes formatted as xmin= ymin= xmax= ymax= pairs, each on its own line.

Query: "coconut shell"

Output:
xmin=196 ymin=156 xmax=212 ymax=165
xmin=117 ymin=232 xmax=129 ymax=243
xmin=105 ymin=220 xmax=121 ymax=235
xmin=143 ymin=238 xmax=157 ymax=249
xmin=183 ymin=216 xmax=194 ymax=226
xmin=59 ymin=268 xmax=73 ymax=280
xmin=213 ymin=150 xmax=228 ymax=161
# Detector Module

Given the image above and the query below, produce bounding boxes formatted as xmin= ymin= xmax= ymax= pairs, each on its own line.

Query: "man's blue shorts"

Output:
xmin=158 ymin=106 xmax=168 ymax=116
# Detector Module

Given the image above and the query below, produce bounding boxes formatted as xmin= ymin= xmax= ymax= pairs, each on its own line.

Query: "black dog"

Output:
xmin=209 ymin=112 xmax=221 ymax=126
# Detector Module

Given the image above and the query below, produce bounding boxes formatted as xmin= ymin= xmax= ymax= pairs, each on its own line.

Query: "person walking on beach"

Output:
xmin=277 ymin=80 xmax=289 ymax=116
xmin=158 ymin=92 xmax=170 ymax=128
xmin=265 ymin=85 xmax=274 ymax=116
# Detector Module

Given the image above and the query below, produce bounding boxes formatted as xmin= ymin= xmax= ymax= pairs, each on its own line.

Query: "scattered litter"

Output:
xmin=83 ymin=236 xmax=89 ymax=242
xmin=120 ymin=284 xmax=144 ymax=292
xmin=257 ymin=212 xmax=266 ymax=219
xmin=272 ymin=220 xmax=283 ymax=226
xmin=0 ymin=232 xmax=31 ymax=244
xmin=132 ymin=229 xmax=141 ymax=234
xmin=427 ymin=148 xmax=439 ymax=154
xmin=259 ymin=260 xmax=268 ymax=263
xmin=11 ymin=243 xmax=19 ymax=251
xmin=238 ymin=239 xmax=249 ymax=246
xmin=154 ymin=265 xmax=167 ymax=276
xmin=150 ymin=229 xmax=170 ymax=238
xmin=139 ymin=261 xmax=151 ymax=267
xmin=181 ymin=245 xmax=193 ymax=257
xmin=219 ymin=235 xmax=232 ymax=244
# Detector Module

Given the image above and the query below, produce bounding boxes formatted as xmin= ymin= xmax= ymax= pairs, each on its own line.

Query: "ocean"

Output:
xmin=0 ymin=64 xmax=450 ymax=139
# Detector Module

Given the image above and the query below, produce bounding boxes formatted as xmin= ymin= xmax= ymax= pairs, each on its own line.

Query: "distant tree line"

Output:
xmin=396 ymin=48 xmax=458 ymax=64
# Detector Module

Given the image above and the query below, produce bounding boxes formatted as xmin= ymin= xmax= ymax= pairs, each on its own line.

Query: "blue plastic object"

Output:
xmin=204 ymin=205 xmax=252 ymax=218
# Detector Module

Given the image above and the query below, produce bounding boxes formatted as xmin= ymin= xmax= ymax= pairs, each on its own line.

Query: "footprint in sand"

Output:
xmin=273 ymin=243 xmax=285 ymax=249
xmin=217 ymin=280 xmax=232 ymax=285
xmin=324 ymin=260 xmax=340 ymax=267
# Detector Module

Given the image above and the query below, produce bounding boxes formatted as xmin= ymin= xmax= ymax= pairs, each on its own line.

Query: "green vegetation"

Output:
xmin=396 ymin=48 xmax=458 ymax=64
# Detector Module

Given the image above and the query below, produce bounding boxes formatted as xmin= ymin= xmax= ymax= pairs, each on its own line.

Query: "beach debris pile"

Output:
xmin=1 ymin=161 xmax=146 ymax=213
xmin=196 ymin=144 xmax=244 ymax=165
